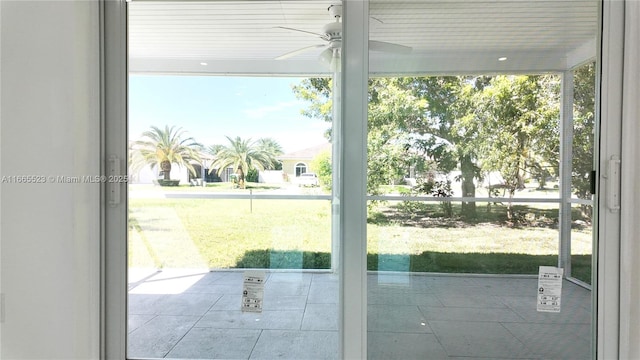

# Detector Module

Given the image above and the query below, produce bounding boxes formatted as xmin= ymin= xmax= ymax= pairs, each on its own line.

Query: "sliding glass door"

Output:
xmin=364 ymin=1 xmax=598 ymax=359
xmin=103 ymin=0 xmax=613 ymax=358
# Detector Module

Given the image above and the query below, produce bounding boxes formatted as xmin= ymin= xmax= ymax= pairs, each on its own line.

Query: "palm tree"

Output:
xmin=209 ymin=136 xmax=282 ymax=189
xmin=131 ymin=125 xmax=201 ymax=181
xmin=256 ymin=137 xmax=284 ymax=170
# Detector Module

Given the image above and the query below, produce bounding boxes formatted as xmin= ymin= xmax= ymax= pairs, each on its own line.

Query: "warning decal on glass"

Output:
xmin=241 ymin=270 xmax=265 ymax=313
xmin=537 ymin=266 xmax=564 ymax=313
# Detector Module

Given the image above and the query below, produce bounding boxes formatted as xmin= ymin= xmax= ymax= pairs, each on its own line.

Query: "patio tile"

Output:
xmin=184 ymin=283 xmax=243 ymax=294
xmin=264 ymin=281 xmax=310 ymax=296
xmin=196 ymin=310 xmax=303 ymax=330
xmin=506 ymin=303 xmax=592 ymax=324
xmin=166 ymin=327 xmax=261 ymax=359
xmin=435 ymin=287 xmax=506 ymax=308
xmin=128 ymin=314 xmax=155 ymax=333
xmin=312 ymin=273 xmax=338 ymax=282
xmin=127 ymin=315 xmax=199 ymax=358
xmin=307 ymin=281 xmax=338 ymax=304
xmin=128 ymin=294 xmax=164 ymax=315
xmin=471 ymin=277 xmax=540 ymax=296
xmin=129 ymin=270 xmax=209 ymax=295
xmin=367 ymin=332 xmax=449 ymax=360
xmin=368 ymin=290 xmax=442 ymax=306
xmin=209 ymin=294 xmax=243 ymax=311
xmin=249 ymin=330 xmax=338 ymax=359
xmin=301 ymin=303 xmax=338 ymax=331
xmin=368 ymin=305 xmax=432 ymax=333
xmin=267 ymin=272 xmax=312 ymax=284
xmin=154 ymin=292 xmax=222 ymax=316
xmin=262 ymin=294 xmax=308 ymax=310
xmin=503 ymin=322 xmax=592 ymax=359
xmin=429 ymin=320 xmax=538 ymax=358
xmin=418 ymin=306 xmax=523 ymax=322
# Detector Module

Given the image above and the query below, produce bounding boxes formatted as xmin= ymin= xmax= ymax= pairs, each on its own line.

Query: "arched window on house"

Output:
xmin=295 ymin=162 xmax=307 ymax=177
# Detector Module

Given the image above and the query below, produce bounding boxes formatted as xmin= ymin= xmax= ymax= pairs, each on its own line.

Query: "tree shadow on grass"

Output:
xmin=368 ymin=202 xmax=590 ymax=230
xmin=233 ymin=249 xmax=592 ymax=285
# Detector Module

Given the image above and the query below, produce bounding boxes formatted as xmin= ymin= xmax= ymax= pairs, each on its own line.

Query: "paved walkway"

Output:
xmin=128 ymin=269 xmax=592 ymax=359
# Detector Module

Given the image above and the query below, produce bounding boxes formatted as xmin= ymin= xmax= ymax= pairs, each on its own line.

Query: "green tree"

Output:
xmin=255 ymin=137 xmax=284 ymax=170
xmin=572 ymin=62 xmax=596 ymax=201
xmin=310 ymin=150 xmax=332 ymax=190
xmin=131 ymin=125 xmax=201 ymax=181
xmin=209 ymin=136 xmax=282 ymax=189
xmin=476 ymin=75 xmax=560 ymax=219
xmin=295 ymin=77 xmax=483 ymax=215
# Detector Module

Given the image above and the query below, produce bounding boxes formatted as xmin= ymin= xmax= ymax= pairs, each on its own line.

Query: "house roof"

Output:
xmin=279 ymin=143 xmax=332 ymax=161
xmin=128 ymin=0 xmax=598 ymax=75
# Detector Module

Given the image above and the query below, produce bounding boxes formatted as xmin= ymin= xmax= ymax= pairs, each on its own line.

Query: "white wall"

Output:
xmin=0 ymin=1 xmax=100 ymax=359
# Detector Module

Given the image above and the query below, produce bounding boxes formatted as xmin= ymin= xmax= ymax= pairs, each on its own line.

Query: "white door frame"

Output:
xmin=100 ymin=1 xmax=626 ymax=358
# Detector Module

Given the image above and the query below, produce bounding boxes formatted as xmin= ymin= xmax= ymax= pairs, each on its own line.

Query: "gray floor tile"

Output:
xmin=302 ymin=303 xmax=338 ymax=331
xmin=435 ymin=292 xmax=508 ymax=308
xmin=128 ymin=294 xmax=164 ymax=315
xmin=128 ymin=314 xmax=155 ymax=333
xmin=196 ymin=310 xmax=303 ymax=330
xmin=503 ymin=322 xmax=592 ymax=359
xmin=250 ymin=330 xmax=338 ymax=359
xmin=155 ymin=293 xmax=222 ymax=316
xmin=263 ymin=294 xmax=307 ymax=310
xmin=429 ymin=320 xmax=537 ymax=358
xmin=186 ymin=283 xmax=244 ymax=294
xmin=308 ymin=281 xmax=338 ymax=304
xmin=312 ymin=273 xmax=338 ymax=282
xmin=368 ymin=332 xmax=449 ymax=360
xmin=267 ymin=272 xmax=312 ymax=284
xmin=166 ymin=327 xmax=261 ymax=359
xmin=368 ymin=305 xmax=433 ymax=333
xmin=209 ymin=293 xmax=243 ymax=311
xmin=368 ymin=290 xmax=443 ymax=306
xmin=418 ymin=306 xmax=523 ymax=322
xmin=507 ymin=303 xmax=592 ymax=324
xmin=264 ymin=281 xmax=310 ymax=296
xmin=127 ymin=271 xmax=593 ymax=360
xmin=127 ymin=315 xmax=199 ymax=359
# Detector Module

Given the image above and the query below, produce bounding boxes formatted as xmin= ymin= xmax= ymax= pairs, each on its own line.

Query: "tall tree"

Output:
xmin=256 ymin=137 xmax=284 ymax=170
xmin=131 ymin=125 xmax=201 ymax=181
xmin=294 ymin=76 xmax=484 ymax=216
xmin=476 ymin=75 xmax=560 ymax=219
xmin=572 ymin=62 xmax=596 ymax=201
xmin=209 ymin=136 xmax=281 ymax=189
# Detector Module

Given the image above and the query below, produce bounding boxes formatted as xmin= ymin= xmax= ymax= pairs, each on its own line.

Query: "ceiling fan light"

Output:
xmin=319 ymin=48 xmax=333 ymax=65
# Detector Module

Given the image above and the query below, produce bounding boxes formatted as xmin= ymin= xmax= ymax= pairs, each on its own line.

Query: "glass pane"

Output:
xmin=367 ymin=1 xmax=596 ymax=358
xmin=572 ymin=62 xmax=596 ymax=200
xmin=127 ymin=1 xmax=339 ymax=357
xmin=571 ymin=204 xmax=593 ymax=284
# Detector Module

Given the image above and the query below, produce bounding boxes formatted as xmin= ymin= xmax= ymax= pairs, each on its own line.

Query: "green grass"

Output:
xmin=128 ymin=197 xmax=593 ymax=283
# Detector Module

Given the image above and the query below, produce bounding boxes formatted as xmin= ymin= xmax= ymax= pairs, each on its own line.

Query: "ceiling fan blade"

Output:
xmin=369 ymin=40 xmax=412 ymax=54
xmin=275 ymin=44 xmax=327 ymax=60
xmin=273 ymin=26 xmax=326 ymax=39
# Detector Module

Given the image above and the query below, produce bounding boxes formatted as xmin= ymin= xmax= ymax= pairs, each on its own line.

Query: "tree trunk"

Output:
xmin=460 ymin=155 xmax=477 ymax=218
xmin=237 ymin=166 xmax=246 ymax=189
xmin=161 ymin=160 xmax=171 ymax=180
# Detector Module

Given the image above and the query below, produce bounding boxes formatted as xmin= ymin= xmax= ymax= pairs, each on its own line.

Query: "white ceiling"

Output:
xmin=128 ymin=0 xmax=598 ymax=75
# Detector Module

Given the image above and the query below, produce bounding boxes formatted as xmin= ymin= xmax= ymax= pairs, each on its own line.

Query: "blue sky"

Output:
xmin=129 ymin=75 xmax=329 ymax=153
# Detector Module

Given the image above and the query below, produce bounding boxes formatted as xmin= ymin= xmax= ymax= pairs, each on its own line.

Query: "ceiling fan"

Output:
xmin=274 ymin=4 xmax=412 ymax=68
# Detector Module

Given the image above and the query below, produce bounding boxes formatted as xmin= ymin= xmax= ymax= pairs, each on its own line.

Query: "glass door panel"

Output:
xmin=366 ymin=1 xmax=598 ymax=359
xmin=127 ymin=2 xmax=339 ymax=358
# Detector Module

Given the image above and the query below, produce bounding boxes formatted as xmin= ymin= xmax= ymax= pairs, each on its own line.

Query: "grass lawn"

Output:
xmin=129 ymin=197 xmax=593 ymax=283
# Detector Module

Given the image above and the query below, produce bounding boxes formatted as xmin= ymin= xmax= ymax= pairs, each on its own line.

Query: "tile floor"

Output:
xmin=128 ymin=269 xmax=592 ymax=360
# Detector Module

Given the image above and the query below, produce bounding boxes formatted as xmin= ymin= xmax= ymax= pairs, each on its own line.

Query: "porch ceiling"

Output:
xmin=129 ymin=0 xmax=598 ymax=76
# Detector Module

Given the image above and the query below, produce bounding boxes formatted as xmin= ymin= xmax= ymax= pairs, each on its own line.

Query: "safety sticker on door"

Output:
xmin=241 ymin=270 xmax=265 ymax=312
xmin=537 ymin=266 xmax=563 ymax=313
